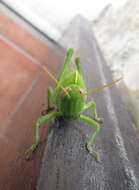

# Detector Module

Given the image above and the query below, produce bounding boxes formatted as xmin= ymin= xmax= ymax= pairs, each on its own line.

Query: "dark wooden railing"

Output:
xmin=37 ymin=16 xmax=139 ymax=190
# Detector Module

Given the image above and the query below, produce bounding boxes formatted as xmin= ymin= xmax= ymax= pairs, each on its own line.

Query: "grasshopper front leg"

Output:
xmin=25 ymin=111 xmax=62 ymax=160
xmin=79 ymin=114 xmax=101 ymax=162
xmin=82 ymin=101 xmax=103 ymax=123
xmin=75 ymin=57 xmax=83 ymax=75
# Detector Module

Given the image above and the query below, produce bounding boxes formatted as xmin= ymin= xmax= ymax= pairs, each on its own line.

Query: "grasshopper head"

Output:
xmin=60 ymin=85 xmax=85 ymax=120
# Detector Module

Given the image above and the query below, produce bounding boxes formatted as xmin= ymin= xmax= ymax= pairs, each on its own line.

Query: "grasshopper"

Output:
xmin=25 ymin=48 xmax=122 ymax=162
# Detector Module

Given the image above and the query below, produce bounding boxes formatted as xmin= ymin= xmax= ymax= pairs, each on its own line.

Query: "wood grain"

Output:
xmin=37 ymin=16 xmax=139 ymax=190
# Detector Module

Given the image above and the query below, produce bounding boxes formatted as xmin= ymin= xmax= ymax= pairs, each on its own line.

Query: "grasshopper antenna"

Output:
xmin=84 ymin=77 xmax=123 ymax=95
xmin=41 ymin=65 xmax=70 ymax=97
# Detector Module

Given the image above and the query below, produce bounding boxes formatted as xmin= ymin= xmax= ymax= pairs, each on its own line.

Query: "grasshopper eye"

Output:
xmin=78 ymin=88 xmax=87 ymax=101
xmin=61 ymin=87 xmax=71 ymax=99
xmin=78 ymin=88 xmax=86 ymax=94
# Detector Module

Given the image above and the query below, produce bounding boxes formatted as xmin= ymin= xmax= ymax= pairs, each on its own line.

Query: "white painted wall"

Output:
xmin=3 ymin=0 xmax=126 ymax=41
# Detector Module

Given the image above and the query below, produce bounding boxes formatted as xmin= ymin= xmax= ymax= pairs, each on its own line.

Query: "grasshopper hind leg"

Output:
xmin=75 ymin=57 xmax=83 ymax=75
xmin=58 ymin=48 xmax=74 ymax=81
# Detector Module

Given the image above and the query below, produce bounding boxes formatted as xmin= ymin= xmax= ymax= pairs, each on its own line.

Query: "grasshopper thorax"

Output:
xmin=59 ymin=85 xmax=85 ymax=120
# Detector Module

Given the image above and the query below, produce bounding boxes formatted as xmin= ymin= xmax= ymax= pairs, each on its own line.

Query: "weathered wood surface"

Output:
xmin=37 ymin=16 xmax=139 ymax=190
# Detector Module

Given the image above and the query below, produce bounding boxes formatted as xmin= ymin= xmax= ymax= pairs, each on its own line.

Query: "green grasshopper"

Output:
xmin=25 ymin=48 xmax=122 ymax=162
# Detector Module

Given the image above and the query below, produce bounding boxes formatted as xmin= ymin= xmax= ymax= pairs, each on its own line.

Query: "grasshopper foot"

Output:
xmin=25 ymin=144 xmax=38 ymax=161
xmin=86 ymin=143 xmax=101 ymax=163
xmin=94 ymin=117 xmax=104 ymax=124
